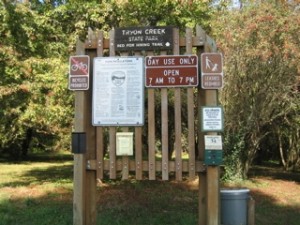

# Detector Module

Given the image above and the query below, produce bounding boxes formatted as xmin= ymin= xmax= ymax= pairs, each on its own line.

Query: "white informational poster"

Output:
xmin=201 ymin=106 xmax=224 ymax=131
xmin=92 ymin=57 xmax=144 ymax=126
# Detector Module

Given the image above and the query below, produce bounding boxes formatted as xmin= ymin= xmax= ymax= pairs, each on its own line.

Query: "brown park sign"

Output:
xmin=201 ymin=53 xmax=223 ymax=89
xmin=69 ymin=55 xmax=90 ymax=90
xmin=145 ymin=55 xmax=198 ymax=88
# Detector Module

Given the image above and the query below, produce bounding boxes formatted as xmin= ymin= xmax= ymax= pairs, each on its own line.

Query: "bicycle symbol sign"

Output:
xmin=201 ymin=53 xmax=223 ymax=89
xmin=70 ymin=56 xmax=89 ymax=76
xmin=69 ymin=55 xmax=90 ymax=90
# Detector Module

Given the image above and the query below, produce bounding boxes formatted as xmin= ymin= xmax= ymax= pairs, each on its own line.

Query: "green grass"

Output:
xmin=0 ymin=160 xmax=74 ymax=225
xmin=0 ymin=155 xmax=300 ymax=225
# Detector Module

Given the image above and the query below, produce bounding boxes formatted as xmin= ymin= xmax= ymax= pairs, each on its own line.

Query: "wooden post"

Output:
xmin=197 ymin=25 xmax=221 ymax=225
xmin=197 ymin=25 xmax=207 ymax=225
xmin=73 ymin=31 xmax=98 ymax=225
xmin=248 ymin=196 xmax=255 ymax=225
xmin=85 ymin=30 xmax=97 ymax=225
xmin=205 ymin=90 xmax=220 ymax=225
xmin=203 ymin=49 xmax=220 ymax=225
xmin=185 ymin=27 xmax=196 ymax=179
xmin=73 ymin=39 xmax=86 ymax=225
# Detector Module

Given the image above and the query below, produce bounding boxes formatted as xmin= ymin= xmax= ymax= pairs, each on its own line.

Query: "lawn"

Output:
xmin=0 ymin=156 xmax=299 ymax=225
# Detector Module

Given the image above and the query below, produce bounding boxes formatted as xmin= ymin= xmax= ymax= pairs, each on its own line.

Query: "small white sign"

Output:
xmin=204 ymin=135 xmax=223 ymax=150
xmin=202 ymin=106 xmax=223 ymax=131
xmin=116 ymin=132 xmax=133 ymax=156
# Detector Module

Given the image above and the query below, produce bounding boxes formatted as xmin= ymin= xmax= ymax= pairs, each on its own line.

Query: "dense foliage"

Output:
xmin=212 ymin=1 xmax=300 ymax=178
xmin=0 ymin=2 xmax=73 ymax=158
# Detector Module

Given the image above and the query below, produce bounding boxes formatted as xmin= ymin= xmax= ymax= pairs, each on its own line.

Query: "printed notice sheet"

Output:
xmin=92 ymin=57 xmax=144 ymax=126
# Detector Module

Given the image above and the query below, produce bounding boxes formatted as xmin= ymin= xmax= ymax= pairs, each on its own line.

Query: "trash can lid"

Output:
xmin=221 ymin=188 xmax=250 ymax=194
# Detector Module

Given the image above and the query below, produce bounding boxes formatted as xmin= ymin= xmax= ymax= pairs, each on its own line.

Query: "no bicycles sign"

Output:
xmin=69 ymin=55 xmax=90 ymax=90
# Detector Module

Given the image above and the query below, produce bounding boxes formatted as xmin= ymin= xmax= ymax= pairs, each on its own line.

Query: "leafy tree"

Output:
xmin=0 ymin=1 xmax=72 ymax=159
xmin=212 ymin=1 xmax=300 ymax=178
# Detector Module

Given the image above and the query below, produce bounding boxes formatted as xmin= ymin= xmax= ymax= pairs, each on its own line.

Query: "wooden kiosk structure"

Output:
xmin=72 ymin=25 xmax=221 ymax=225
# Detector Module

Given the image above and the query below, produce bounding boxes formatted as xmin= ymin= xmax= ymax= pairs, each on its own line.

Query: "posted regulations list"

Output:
xmin=92 ymin=57 xmax=144 ymax=126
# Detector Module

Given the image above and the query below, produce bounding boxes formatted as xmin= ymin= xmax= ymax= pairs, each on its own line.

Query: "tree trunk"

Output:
xmin=278 ymin=135 xmax=287 ymax=168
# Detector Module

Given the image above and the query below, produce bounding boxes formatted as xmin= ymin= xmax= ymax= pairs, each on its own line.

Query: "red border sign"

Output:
xmin=201 ymin=53 xmax=223 ymax=89
xmin=145 ymin=55 xmax=198 ymax=87
xmin=69 ymin=55 xmax=90 ymax=90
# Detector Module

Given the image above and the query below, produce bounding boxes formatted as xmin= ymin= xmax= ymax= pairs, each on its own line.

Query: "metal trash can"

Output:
xmin=221 ymin=188 xmax=250 ymax=225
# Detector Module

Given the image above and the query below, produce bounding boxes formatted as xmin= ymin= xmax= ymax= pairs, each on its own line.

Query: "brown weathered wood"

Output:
xmin=206 ymin=166 xmax=220 ymax=225
xmin=88 ymin=159 xmax=205 ymax=173
xmin=161 ymin=88 xmax=169 ymax=180
xmin=135 ymin=127 xmax=143 ymax=180
xmin=85 ymin=30 xmax=98 ymax=225
xmin=186 ymin=27 xmax=196 ymax=179
xmin=205 ymin=90 xmax=220 ymax=225
xmin=121 ymin=127 xmax=129 ymax=180
xmin=96 ymin=127 xmax=104 ymax=180
xmin=172 ymin=28 xmax=183 ymax=181
xmin=96 ymin=31 xmax=104 ymax=181
xmin=148 ymin=88 xmax=156 ymax=180
xmin=196 ymin=25 xmax=207 ymax=225
xmin=132 ymin=51 xmax=144 ymax=180
xmin=108 ymin=29 xmax=117 ymax=180
xmin=174 ymin=88 xmax=182 ymax=181
xmin=122 ymin=156 xmax=129 ymax=180
xmin=109 ymin=127 xmax=117 ymax=179
xmin=96 ymin=30 xmax=104 ymax=56
xmin=203 ymin=47 xmax=220 ymax=225
xmin=248 ymin=196 xmax=255 ymax=225
xmin=73 ymin=71 xmax=86 ymax=225
xmin=187 ymin=88 xmax=196 ymax=178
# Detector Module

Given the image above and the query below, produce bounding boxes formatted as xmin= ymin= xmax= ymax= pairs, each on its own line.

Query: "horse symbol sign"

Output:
xmin=201 ymin=53 xmax=223 ymax=89
xmin=69 ymin=55 xmax=90 ymax=90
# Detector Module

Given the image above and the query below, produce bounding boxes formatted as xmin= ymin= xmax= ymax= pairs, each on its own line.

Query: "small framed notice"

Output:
xmin=116 ymin=132 xmax=133 ymax=156
xmin=204 ymin=135 xmax=223 ymax=150
xmin=201 ymin=106 xmax=224 ymax=132
xmin=92 ymin=57 xmax=144 ymax=126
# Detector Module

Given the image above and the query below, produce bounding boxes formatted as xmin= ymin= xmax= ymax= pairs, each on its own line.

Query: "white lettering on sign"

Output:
xmin=151 ymin=43 xmax=163 ymax=46
xmin=180 ymin=57 xmax=195 ymax=65
xmin=147 ymin=58 xmax=159 ymax=66
xmin=186 ymin=77 xmax=194 ymax=83
xmin=122 ymin=30 xmax=143 ymax=35
xmin=163 ymin=69 xmax=179 ymax=76
xmin=136 ymin=43 xmax=150 ymax=47
xmin=145 ymin=36 xmax=158 ymax=41
xmin=70 ymin=83 xmax=88 ymax=88
xmin=156 ymin=77 xmax=164 ymax=84
xmin=168 ymin=77 xmax=175 ymax=83
xmin=145 ymin=28 xmax=166 ymax=35
xmin=145 ymin=55 xmax=199 ymax=87
xmin=163 ymin=58 xmax=175 ymax=65
xmin=129 ymin=36 xmax=144 ymax=42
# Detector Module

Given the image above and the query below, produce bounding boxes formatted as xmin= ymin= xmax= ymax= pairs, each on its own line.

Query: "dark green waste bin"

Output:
xmin=221 ymin=188 xmax=250 ymax=225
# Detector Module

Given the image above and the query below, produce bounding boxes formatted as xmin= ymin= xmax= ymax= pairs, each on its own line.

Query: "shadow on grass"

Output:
xmin=1 ymin=163 xmax=73 ymax=188
xmin=250 ymin=188 xmax=300 ymax=225
xmin=249 ymin=165 xmax=300 ymax=183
